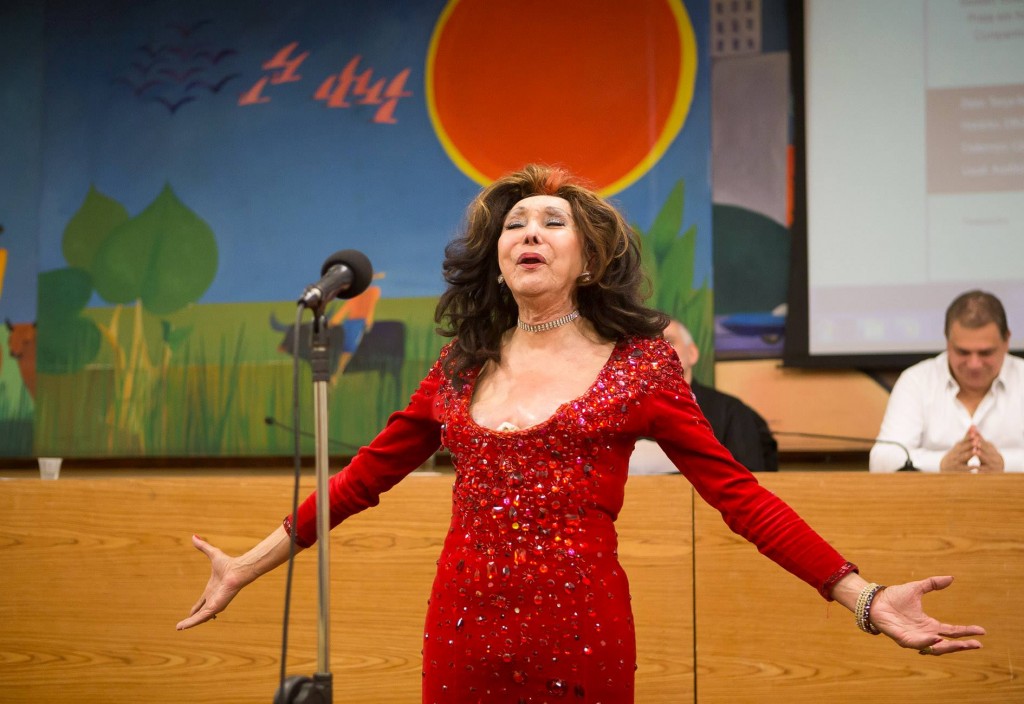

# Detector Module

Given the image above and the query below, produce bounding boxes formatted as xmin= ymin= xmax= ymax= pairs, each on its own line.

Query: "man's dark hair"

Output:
xmin=944 ymin=290 xmax=1009 ymax=340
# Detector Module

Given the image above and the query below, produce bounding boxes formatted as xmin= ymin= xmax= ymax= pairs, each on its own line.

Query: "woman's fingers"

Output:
xmin=877 ymin=576 xmax=987 ymax=655
xmin=178 ymin=534 xmax=230 ymax=630
xmin=192 ymin=533 xmax=216 ymax=556
xmin=938 ymin=622 xmax=987 ymax=638
xmin=176 ymin=606 xmax=216 ymax=630
xmin=916 ymin=575 xmax=954 ymax=595
xmin=919 ymin=638 xmax=984 ymax=655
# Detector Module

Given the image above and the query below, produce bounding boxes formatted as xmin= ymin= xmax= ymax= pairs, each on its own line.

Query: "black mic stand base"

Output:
xmin=274 ymin=673 xmax=333 ymax=704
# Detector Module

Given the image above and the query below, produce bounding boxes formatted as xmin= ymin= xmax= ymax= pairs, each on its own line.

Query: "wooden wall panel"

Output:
xmin=620 ymin=475 xmax=694 ymax=702
xmin=693 ymin=473 xmax=1024 ymax=703
xmin=714 ymin=360 xmax=890 ymax=452
xmin=4 ymin=473 xmax=1018 ymax=703
xmin=2 ymin=477 xmax=321 ymax=704
xmin=0 ymin=473 xmax=693 ymax=703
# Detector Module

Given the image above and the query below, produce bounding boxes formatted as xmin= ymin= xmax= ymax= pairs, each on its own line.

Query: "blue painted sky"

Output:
xmin=2 ymin=0 xmax=711 ymax=318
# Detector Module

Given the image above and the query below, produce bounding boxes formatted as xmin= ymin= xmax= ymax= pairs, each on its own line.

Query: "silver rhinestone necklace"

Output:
xmin=517 ymin=309 xmax=580 ymax=333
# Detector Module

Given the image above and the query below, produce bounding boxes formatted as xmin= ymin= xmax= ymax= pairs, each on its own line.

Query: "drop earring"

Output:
xmin=496 ymin=274 xmax=505 ymax=285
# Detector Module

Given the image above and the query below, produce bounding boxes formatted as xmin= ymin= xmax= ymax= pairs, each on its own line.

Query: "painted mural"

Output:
xmin=0 ymin=0 xmax=713 ymax=458
xmin=709 ymin=0 xmax=792 ymax=358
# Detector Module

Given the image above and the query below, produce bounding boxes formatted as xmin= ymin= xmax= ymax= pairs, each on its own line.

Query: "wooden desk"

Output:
xmin=0 ymin=473 xmax=1019 ymax=703
xmin=0 ymin=474 xmax=691 ymax=703
xmin=694 ymin=473 xmax=1023 ymax=704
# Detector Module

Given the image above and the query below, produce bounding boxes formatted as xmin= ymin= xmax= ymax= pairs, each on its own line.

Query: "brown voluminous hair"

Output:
xmin=435 ymin=164 xmax=668 ymax=385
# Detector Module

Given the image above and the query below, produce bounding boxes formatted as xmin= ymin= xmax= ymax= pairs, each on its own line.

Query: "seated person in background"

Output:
xmin=869 ymin=290 xmax=1023 ymax=473
xmin=630 ymin=319 xmax=778 ymax=473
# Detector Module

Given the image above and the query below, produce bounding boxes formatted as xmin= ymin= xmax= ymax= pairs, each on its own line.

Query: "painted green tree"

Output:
xmin=636 ymin=180 xmax=714 ymax=384
xmin=39 ymin=184 xmax=218 ymax=452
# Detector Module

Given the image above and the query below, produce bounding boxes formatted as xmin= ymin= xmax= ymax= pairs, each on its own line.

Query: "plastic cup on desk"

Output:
xmin=38 ymin=457 xmax=62 ymax=480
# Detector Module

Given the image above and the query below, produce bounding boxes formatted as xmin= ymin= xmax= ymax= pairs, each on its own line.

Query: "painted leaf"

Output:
xmin=36 ymin=268 xmax=101 ymax=374
xmin=37 ymin=316 xmax=102 ymax=374
xmin=62 ymin=186 xmax=130 ymax=271
xmin=92 ymin=184 xmax=218 ymax=315
xmin=655 ymin=225 xmax=696 ymax=312
xmin=161 ymin=319 xmax=192 ymax=351
xmin=37 ymin=267 xmax=94 ymax=320
xmin=638 ymin=180 xmax=714 ymax=383
xmin=680 ymin=285 xmax=714 ymax=384
xmin=648 ymin=180 xmax=685 ymax=262
xmin=638 ymin=224 xmax=659 ymax=296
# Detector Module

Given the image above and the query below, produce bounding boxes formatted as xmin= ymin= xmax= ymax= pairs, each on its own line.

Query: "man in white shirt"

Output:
xmin=869 ymin=290 xmax=1023 ymax=473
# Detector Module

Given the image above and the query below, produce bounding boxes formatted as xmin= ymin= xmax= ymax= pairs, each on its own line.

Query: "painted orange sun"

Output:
xmin=426 ymin=0 xmax=696 ymax=196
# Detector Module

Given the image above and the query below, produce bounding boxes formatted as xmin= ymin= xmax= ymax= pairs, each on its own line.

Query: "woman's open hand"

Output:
xmin=869 ymin=575 xmax=985 ymax=655
xmin=176 ymin=534 xmax=247 ymax=630
xmin=176 ymin=525 xmax=297 ymax=631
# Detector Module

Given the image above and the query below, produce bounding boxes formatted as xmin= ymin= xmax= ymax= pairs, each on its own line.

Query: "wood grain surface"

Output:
xmin=694 ymin=473 xmax=1023 ymax=704
xmin=0 ymin=473 xmax=693 ymax=703
xmin=2 ymin=473 xmax=1018 ymax=702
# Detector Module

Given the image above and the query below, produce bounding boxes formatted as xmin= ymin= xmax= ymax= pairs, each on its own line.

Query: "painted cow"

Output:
xmin=5 ymin=320 xmax=36 ymax=398
xmin=269 ymin=314 xmax=405 ymax=391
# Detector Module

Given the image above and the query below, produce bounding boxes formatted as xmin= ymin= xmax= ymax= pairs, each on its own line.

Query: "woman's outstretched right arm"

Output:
xmin=176 ymin=525 xmax=299 ymax=630
xmin=176 ymin=347 xmax=450 ymax=631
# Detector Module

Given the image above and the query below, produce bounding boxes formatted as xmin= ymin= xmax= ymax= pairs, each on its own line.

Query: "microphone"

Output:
xmin=772 ymin=431 xmax=919 ymax=471
xmin=298 ymin=249 xmax=373 ymax=308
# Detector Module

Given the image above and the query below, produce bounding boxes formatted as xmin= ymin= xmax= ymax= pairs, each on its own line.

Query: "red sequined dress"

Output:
xmin=288 ymin=336 xmax=854 ymax=703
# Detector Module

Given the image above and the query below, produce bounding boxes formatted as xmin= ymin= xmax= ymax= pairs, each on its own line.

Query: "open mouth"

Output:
xmin=517 ymin=253 xmax=546 ymax=265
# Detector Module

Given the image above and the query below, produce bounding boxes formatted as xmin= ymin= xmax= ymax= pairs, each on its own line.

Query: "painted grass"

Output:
xmin=33 ymin=297 xmax=445 ymax=457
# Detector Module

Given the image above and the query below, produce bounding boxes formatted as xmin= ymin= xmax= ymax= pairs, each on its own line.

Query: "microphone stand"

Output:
xmin=274 ymin=305 xmax=334 ymax=704
xmin=773 ymin=431 xmax=919 ymax=471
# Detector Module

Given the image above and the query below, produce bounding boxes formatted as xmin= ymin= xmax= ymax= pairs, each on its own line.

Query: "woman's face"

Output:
xmin=497 ymin=195 xmax=586 ymax=305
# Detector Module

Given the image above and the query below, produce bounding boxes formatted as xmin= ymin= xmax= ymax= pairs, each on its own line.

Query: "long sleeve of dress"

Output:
xmin=286 ymin=356 xmax=445 ymax=548
xmin=629 ymin=341 xmax=854 ymax=598
xmin=691 ymin=382 xmax=776 ymax=472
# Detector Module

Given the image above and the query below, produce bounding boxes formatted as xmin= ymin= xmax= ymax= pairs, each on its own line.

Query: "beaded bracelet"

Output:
xmin=855 ymin=583 xmax=885 ymax=635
